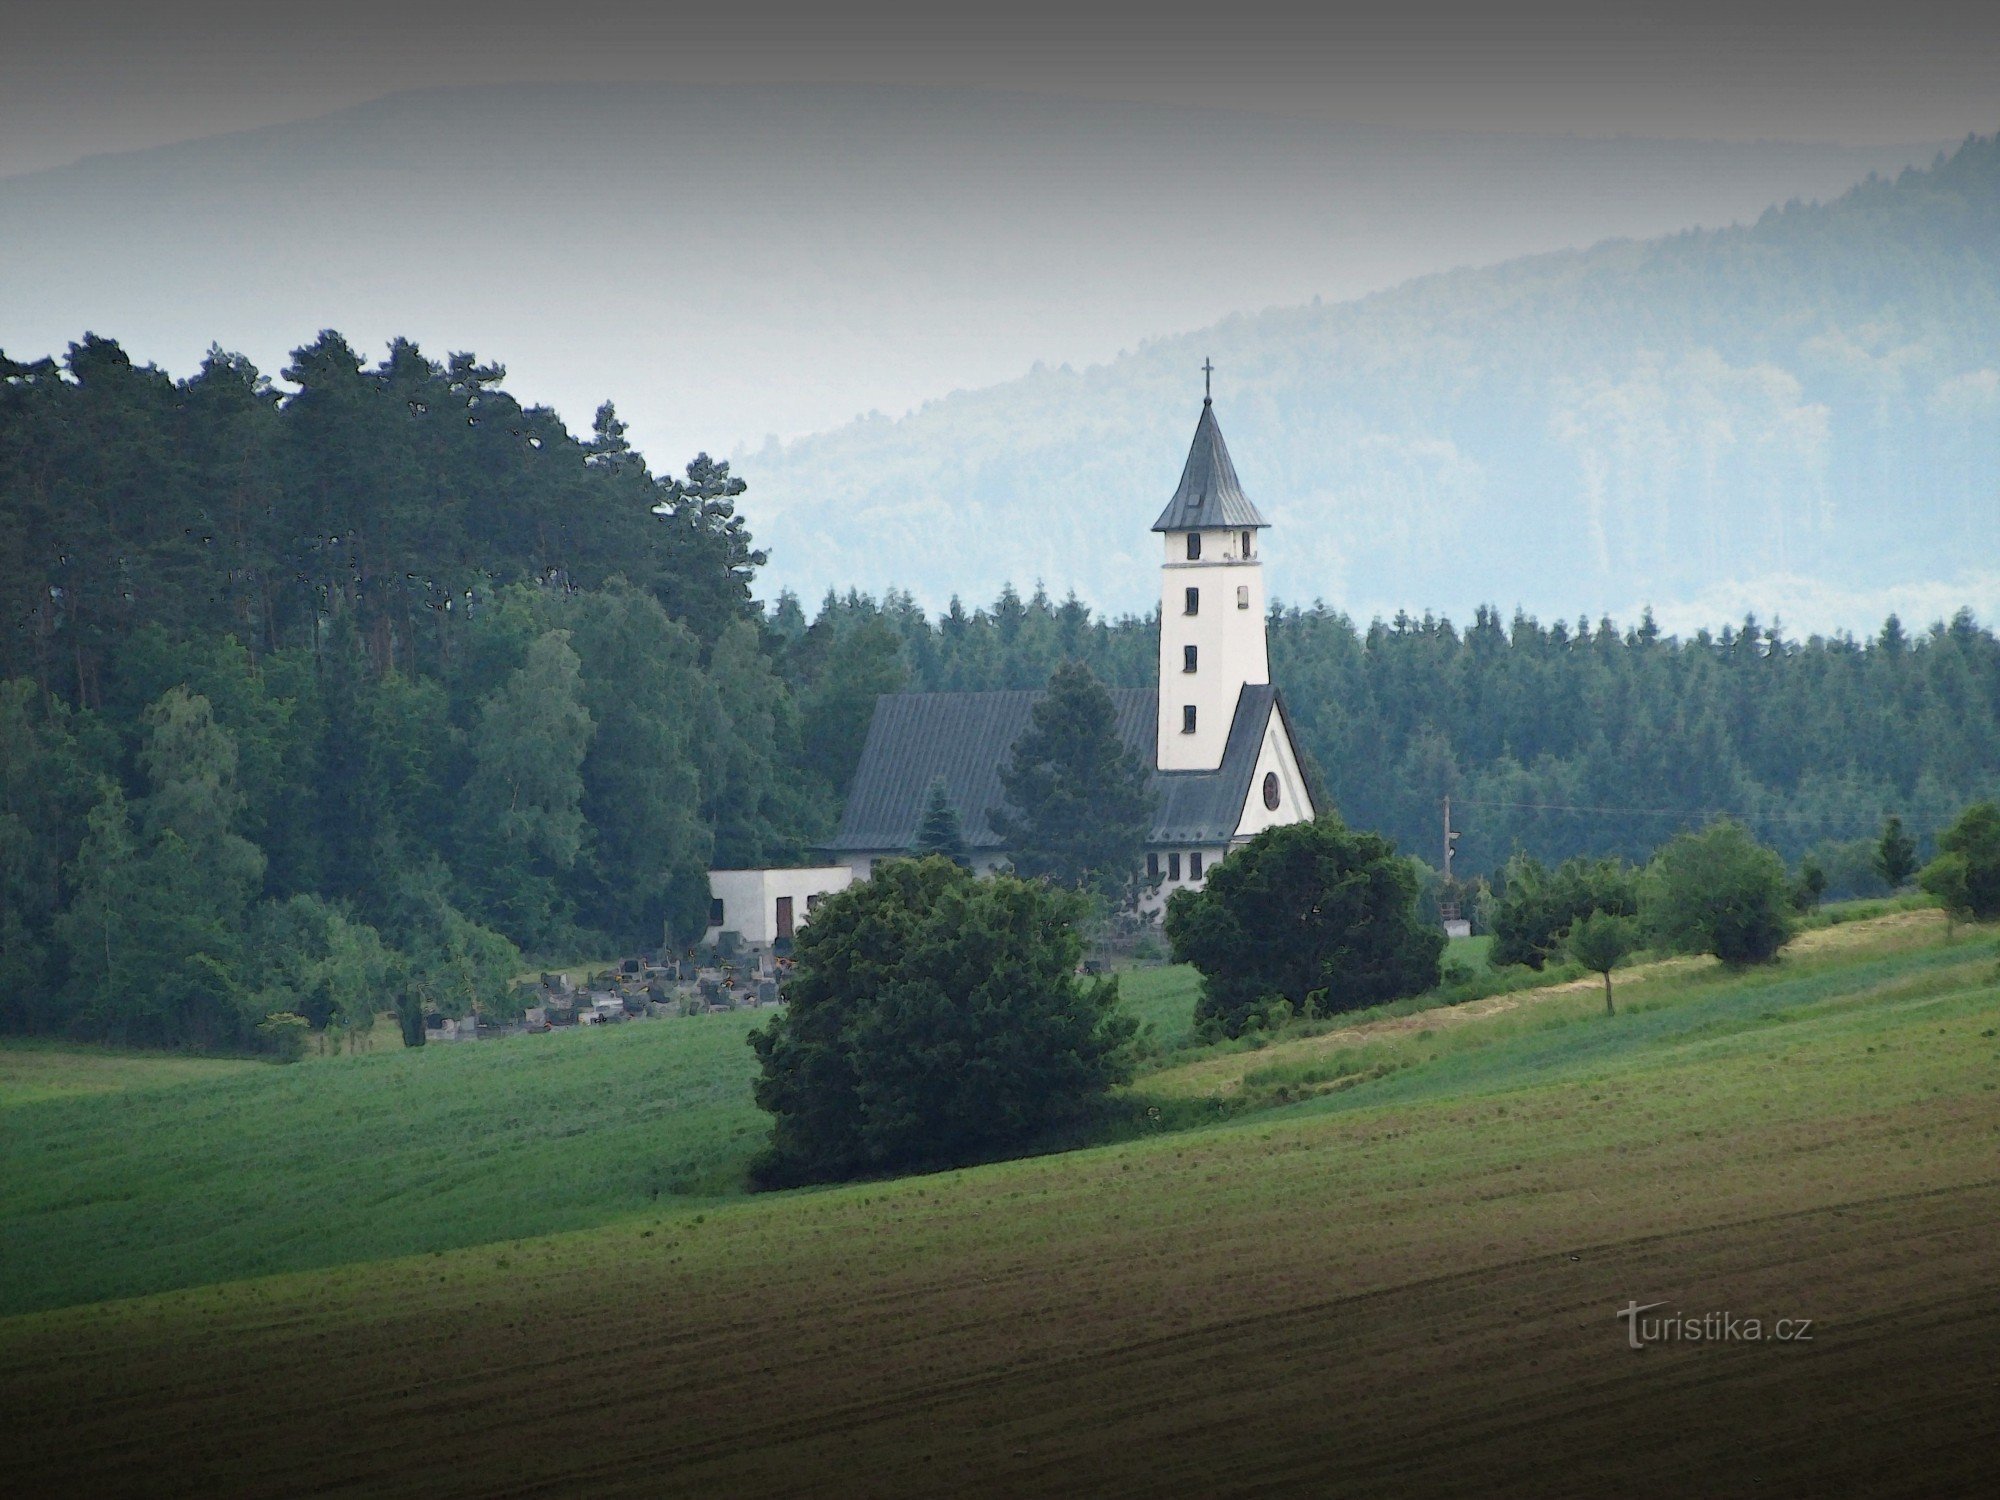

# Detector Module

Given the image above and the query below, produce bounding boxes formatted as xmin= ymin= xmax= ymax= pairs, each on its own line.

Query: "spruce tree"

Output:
xmin=1875 ymin=815 xmax=1918 ymax=890
xmin=991 ymin=661 xmax=1153 ymax=901
xmin=912 ymin=776 xmax=968 ymax=866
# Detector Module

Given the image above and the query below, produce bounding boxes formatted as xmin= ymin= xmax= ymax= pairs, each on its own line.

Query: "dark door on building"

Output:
xmin=775 ymin=896 xmax=794 ymax=940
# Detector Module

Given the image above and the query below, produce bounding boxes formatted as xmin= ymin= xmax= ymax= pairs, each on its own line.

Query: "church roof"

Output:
xmin=1151 ymin=401 xmax=1269 ymax=533
xmin=826 ymin=684 xmax=1283 ymax=854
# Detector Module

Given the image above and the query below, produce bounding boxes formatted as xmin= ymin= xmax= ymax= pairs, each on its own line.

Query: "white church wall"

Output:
xmin=1137 ymin=844 xmax=1231 ymax=917
xmin=1234 ymin=712 xmax=1316 ymax=838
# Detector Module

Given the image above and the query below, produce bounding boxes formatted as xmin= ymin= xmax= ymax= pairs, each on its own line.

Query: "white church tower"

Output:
xmin=1154 ymin=371 xmax=1270 ymax=771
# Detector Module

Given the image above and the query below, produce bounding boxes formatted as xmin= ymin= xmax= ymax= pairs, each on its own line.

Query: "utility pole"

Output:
xmin=1443 ymin=795 xmax=1457 ymax=882
xmin=1441 ymin=795 xmax=1464 ymax=933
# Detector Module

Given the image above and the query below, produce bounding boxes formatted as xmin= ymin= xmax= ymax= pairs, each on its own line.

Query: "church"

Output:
xmin=819 ymin=385 xmax=1317 ymax=915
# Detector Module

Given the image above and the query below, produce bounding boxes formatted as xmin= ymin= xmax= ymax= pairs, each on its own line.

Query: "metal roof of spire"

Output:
xmin=1151 ymin=385 xmax=1269 ymax=533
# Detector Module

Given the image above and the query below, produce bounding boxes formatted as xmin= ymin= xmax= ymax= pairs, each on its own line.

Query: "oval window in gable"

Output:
xmin=1262 ymin=771 xmax=1280 ymax=810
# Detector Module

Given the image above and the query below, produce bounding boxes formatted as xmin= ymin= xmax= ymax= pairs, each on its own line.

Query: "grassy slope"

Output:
xmin=0 ymin=976 xmax=1203 ymax=1316
xmin=0 ymin=1040 xmax=262 ymax=1108
xmin=2 ymin=915 xmax=1995 ymax=1497
xmin=0 ymin=1012 xmax=769 ymax=1315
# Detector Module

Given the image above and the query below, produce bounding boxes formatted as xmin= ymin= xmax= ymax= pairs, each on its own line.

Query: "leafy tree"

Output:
xmin=746 ymin=858 xmax=1134 ymax=1186
xmin=397 ymin=868 xmax=523 ymax=1021
xmin=991 ymin=661 xmax=1153 ymax=901
xmin=1641 ymin=820 xmax=1792 ymax=965
xmin=249 ymin=894 xmax=400 ymax=1044
xmin=561 ymin=582 xmax=713 ymax=948
xmin=1489 ymin=854 xmax=1638 ymax=969
xmin=1934 ymin=801 xmax=2000 ymax=921
xmin=1875 ymin=815 xmax=1919 ymax=890
xmin=456 ymin=630 xmax=595 ymax=948
xmin=1567 ymin=910 xmax=1640 ymax=1015
xmin=56 ymin=691 xmax=269 ymax=1046
xmin=53 ymin=781 xmax=141 ymax=1035
xmin=911 ymin=776 xmax=968 ymax=866
xmin=1919 ymin=852 xmax=1973 ymax=938
xmin=1165 ymin=818 xmax=1444 ymax=1037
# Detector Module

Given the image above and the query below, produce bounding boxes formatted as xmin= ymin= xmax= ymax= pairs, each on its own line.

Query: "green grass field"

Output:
xmin=0 ymin=1038 xmax=263 ymax=1108
xmin=0 ymin=1011 xmax=770 ymax=1314
xmin=4 ymin=912 xmax=1996 ymax=1496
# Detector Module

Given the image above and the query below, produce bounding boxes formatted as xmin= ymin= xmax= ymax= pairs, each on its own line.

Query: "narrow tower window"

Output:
xmin=1185 ymin=586 xmax=1199 ymax=615
xmin=1237 ymin=585 xmax=1250 ymax=610
xmin=1186 ymin=532 xmax=1201 ymax=561
xmin=1182 ymin=705 xmax=1197 ymax=734
xmin=1241 ymin=530 xmax=1252 ymax=557
xmin=1183 ymin=644 xmax=1198 ymax=673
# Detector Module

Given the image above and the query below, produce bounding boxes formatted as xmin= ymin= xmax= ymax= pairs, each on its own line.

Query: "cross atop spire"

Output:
xmin=1202 ymin=357 xmax=1214 ymax=405
xmin=1151 ymin=393 xmax=1269 ymax=532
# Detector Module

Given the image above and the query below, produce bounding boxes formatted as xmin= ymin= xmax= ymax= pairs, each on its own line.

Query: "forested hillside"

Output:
xmin=742 ymin=133 xmax=2000 ymax=628
xmin=789 ymin=586 xmax=2000 ymax=886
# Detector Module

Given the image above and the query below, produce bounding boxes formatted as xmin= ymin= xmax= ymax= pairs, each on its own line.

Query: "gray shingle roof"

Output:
xmin=826 ymin=684 xmax=1282 ymax=853
xmin=1151 ymin=401 xmax=1270 ymax=533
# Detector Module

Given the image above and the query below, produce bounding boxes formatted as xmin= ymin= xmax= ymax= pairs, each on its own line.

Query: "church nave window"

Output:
xmin=1147 ymin=851 xmax=1160 ymax=880
xmin=1186 ymin=532 xmax=1202 ymax=560
xmin=1185 ymin=586 xmax=1199 ymax=615
xmin=1168 ymin=852 xmax=1182 ymax=881
xmin=1183 ymin=644 xmax=1198 ymax=673
xmin=1189 ymin=852 xmax=1204 ymax=878
xmin=1182 ymin=705 xmax=1197 ymax=734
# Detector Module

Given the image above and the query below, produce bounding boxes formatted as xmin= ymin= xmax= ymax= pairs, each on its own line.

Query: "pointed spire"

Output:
xmin=1151 ymin=392 xmax=1268 ymax=533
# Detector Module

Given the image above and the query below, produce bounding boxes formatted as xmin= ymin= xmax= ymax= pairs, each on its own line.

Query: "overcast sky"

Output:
xmin=6 ymin=1 xmax=1999 ymax=180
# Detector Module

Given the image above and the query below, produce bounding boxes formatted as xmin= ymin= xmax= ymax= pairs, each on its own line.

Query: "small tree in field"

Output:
xmin=1919 ymin=852 xmax=1972 ymax=939
xmin=746 ymin=858 xmax=1134 ymax=1186
xmin=1935 ymin=802 xmax=2000 ymax=921
xmin=1490 ymin=854 xmax=1638 ymax=969
xmin=1875 ymin=815 xmax=1919 ymax=891
xmin=1567 ymin=910 xmax=1640 ymax=1015
xmin=1641 ymin=820 xmax=1792 ymax=965
xmin=1165 ymin=818 xmax=1444 ymax=1037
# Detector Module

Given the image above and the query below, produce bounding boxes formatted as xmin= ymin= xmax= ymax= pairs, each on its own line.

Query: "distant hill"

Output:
xmin=0 ymin=83 xmax=1938 ymax=465
xmin=739 ymin=134 xmax=2000 ymax=632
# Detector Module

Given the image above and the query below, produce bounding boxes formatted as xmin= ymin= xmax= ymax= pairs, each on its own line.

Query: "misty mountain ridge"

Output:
xmin=0 ymin=81 xmax=1939 ymax=467
xmin=740 ymin=133 xmax=2000 ymax=636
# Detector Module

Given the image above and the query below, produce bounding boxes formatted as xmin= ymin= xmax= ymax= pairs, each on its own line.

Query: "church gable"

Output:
xmin=1233 ymin=694 xmax=1316 ymax=838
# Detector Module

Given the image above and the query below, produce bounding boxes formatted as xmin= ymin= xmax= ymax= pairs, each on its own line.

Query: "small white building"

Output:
xmin=702 ymin=866 xmax=855 ymax=948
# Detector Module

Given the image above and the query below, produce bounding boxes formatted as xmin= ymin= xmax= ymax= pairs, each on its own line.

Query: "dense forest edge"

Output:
xmin=6 ymin=194 xmax=2000 ymax=1053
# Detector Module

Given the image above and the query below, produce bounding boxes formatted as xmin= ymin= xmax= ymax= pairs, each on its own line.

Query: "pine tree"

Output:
xmin=991 ymin=661 xmax=1153 ymax=901
xmin=912 ymin=777 xmax=968 ymax=866
xmin=1875 ymin=814 xmax=1918 ymax=890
